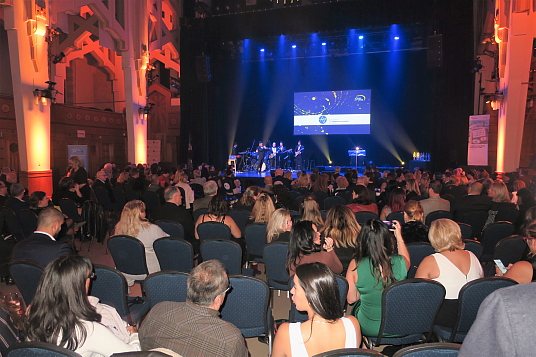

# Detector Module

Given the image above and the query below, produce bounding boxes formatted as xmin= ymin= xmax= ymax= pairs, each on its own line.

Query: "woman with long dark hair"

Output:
xmin=195 ymin=195 xmax=242 ymax=240
xmin=346 ymin=219 xmax=410 ymax=337
xmin=286 ymin=221 xmax=342 ymax=277
xmin=272 ymin=262 xmax=361 ymax=356
xmin=346 ymin=185 xmax=378 ymax=214
xmin=24 ymin=256 xmax=140 ymax=356
xmin=379 ymin=187 xmax=405 ymax=220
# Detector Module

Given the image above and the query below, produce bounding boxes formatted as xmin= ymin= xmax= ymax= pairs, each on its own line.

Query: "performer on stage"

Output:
xmin=269 ymin=142 xmax=278 ymax=170
xmin=231 ymin=142 xmax=238 ymax=156
xmin=277 ymin=141 xmax=286 ymax=169
xmin=256 ymin=141 xmax=268 ymax=172
xmin=294 ymin=140 xmax=305 ymax=170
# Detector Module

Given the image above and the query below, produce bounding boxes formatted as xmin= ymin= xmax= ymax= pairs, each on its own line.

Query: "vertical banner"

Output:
xmin=147 ymin=140 xmax=161 ymax=164
xmin=67 ymin=145 xmax=88 ymax=169
xmin=467 ymin=114 xmax=490 ymax=166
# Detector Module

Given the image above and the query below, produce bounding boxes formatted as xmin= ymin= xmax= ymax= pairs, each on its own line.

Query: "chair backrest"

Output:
xmin=192 ymin=208 xmax=208 ymax=223
xmin=392 ymin=343 xmax=461 ymax=357
xmin=111 ymin=187 xmax=127 ymax=208
xmin=229 ymin=210 xmax=251 ymax=233
xmin=1 ymin=206 xmax=25 ymax=241
xmin=58 ymin=198 xmax=80 ymax=221
xmin=312 ymin=191 xmax=329 ymax=210
xmin=458 ymin=222 xmax=473 ymax=240
xmin=125 ymin=190 xmax=140 ymax=202
xmin=294 ymin=196 xmax=304 ymax=207
xmin=112 ymin=352 xmax=171 ymax=357
xmin=142 ymin=191 xmax=161 ymax=212
xmin=406 ymin=243 xmax=436 ymax=279
xmin=374 ymin=279 xmax=445 ymax=345
xmin=197 ymin=221 xmax=232 ymax=242
xmin=190 ymin=183 xmax=204 ymax=198
xmin=244 ymin=223 xmax=267 ymax=258
xmin=143 ymin=271 xmax=189 ymax=307
xmin=79 ymin=200 xmax=107 ymax=243
xmin=10 ymin=261 xmax=44 ymax=305
xmin=90 ymin=264 xmax=130 ymax=318
xmin=93 ymin=187 xmax=113 ymax=209
xmin=154 ymin=220 xmax=185 ymax=239
xmin=494 ymin=209 xmax=519 ymax=224
xmin=324 ymin=196 xmax=345 ymax=211
xmin=460 ymin=211 xmax=488 ymax=239
xmin=7 ymin=342 xmax=81 ymax=357
xmin=386 ymin=211 xmax=405 ymax=224
xmin=354 ymin=211 xmax=380 ymax=226
xmin=288 ymin=191 xmax=302 ymax=201
xmin=450 ymin=277 xmax=517 ymax=341
xmin=263 ymin=242 xmax=290 ymax=291
xmin=425 ymin=210 xmax=453 ymax=227
xmin=19 ymin=209 xmax=38 ymax=238
xmin=313 ymin=348 xmax=384 ymax=357
xmin=463 ymin=239 xmax=483 ymax=259
xmin=494 ymin=235 xmax=527 ymax=266
xmin=201 ymin=239 xmax=243 ymax=275
xmin=289 ymin=210 xmax=301 ymax=217
xmin=153 ymin=237 xmax=194 ymax=272
xmin=220 ymin=275 xmax=270 ymax=338
xmin=480 ymin=221 xmax=515 ymax=259
xmin=107 ymin=235 xmax=149 ymax=275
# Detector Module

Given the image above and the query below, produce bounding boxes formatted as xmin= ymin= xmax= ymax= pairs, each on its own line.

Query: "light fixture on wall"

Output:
xmin=51 ymin=52 xmax=66 ymax=64
xmin=139 ymin=103 xmax=155 ymax=121
xmin=45 ymin=27 xmax=63 ymax=42
xmin=33 ymin=81 xmax=59 ymax=105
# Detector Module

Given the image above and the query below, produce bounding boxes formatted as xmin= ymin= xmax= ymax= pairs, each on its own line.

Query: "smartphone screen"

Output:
xmin=494 ymin=259 xmax=507 ymax=274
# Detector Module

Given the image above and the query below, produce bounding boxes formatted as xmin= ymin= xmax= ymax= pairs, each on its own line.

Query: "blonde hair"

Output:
xmin=301 ymin=196 xmax=324 ymax=229
xmin=429 ymin=219 xmax=464 ymax=252
xmin=404 ymin=200 xmax=424 ymax=223
xmin=296 ymin=174 xmax=308 ymax=188
xmin=266 ymin=208 xmax=291 ymax=243
xmin=323 ymin=205 xmax=361 ymax=248
xmin=117 ymin=171 xmax=129 ymax=183
xmin=114 ymin=200 xmax=150 ymax=237
xmin=490 ymin=182 xmax=511 ymax=203
xmin=250 ymin=194 xmax=275 ymax=224
xmin=69 ymin=156 xmax=84 ymax=169
xmin=406 ymin=179 xmax=421 ymax=195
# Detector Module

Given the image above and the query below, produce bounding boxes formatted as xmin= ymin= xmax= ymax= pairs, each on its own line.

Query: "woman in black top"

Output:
xmin=68 ymin=156 xmax=90 ymax=201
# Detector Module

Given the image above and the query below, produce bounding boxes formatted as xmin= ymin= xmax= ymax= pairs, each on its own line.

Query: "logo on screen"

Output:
xmin=319 ymin=115 xmax=327 ymax=124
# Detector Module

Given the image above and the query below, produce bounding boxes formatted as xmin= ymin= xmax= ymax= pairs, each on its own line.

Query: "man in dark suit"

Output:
xmin=152 ymin=186 xmax=196 ymax=245
xmin=452 ymin=182 xmax=492 ymax=221
xmin=11 ymin=207 xmax=74 ymax=267
xmin=4 ymin=183 xmax=29 ymax=226
xmin=0 ymin=182 xmax=8 ymax=207
xmin=93 ymin=170 xmax=116 ymax=203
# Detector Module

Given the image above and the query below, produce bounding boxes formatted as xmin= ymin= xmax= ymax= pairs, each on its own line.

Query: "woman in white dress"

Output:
xmin=272 ymin=262 xmax=361 ymax=357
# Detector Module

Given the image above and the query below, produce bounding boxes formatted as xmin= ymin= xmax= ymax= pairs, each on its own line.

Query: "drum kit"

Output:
xmin=237 ymin=149 xmax=294 ymax=171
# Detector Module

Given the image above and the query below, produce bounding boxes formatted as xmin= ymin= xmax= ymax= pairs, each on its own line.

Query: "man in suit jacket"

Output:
xmin=152 ymin=186 xmax=196 ymax=245
xmin=0 ymin=182 xmax=8 ymax=207
xmin=4 ymin=183 xmax=29 ymax=227
xmin=11 ymin=207 xmax=74 ymax=267
xmin=452 ymin=182 xmax=492 ymax=221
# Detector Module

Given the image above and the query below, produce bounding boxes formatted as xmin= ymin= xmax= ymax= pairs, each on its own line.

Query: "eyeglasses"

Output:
xmin=88 ymin=272 xmax=97 ymax=280
xmin=221 ymin=284 xmax=232 ymax=295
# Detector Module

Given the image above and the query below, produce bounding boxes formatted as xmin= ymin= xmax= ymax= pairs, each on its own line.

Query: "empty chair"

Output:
xmin=197 ymin=221 xmax=231 ymax=242
xmin=58 ymin=198 xmax=81 ymax=222
xmin=1 ymin=207 xmax=25 ymax=241
xmin=493 ymin=235 xmax=527 ymax=266
xmin=459 ymin=211 xmax=488 ymax=240
xmin=406 ymin=243 xmax=436 ymax=279
xmin=494 ymin=209 xmax=519 ymax=224
xmin=125 ymin=190 xmax=140 ymax=202
xmin=425 ymin=210 xmax=453 ymax=227
xmin=91 ymin=264 xmax=150 ymax=325
xmin=19 ymin=209 xmax=38 ymax=238
xmin=154 ymin=220 xmax=184 ymax=239
xmin=263 ymin=242 xmax=290 ymax=303
xmin=190 ymin=183 xmax=204 ymax=199
xmin=463 ymin=239 xmax=483 ymax=260
xmin=324 ymin=196 xmax=345 ymax=211
xmin=364 ymin=278 xmax=446 ymax=348
xmin=111 ymin=187 xmax=127 ymax=208
xmin=107 ymin=235 xmax=149 ymax=282
xmin=153 ymin=237 xmax=194 ymax=272
xmin=7 ymin=341 xmax=82 ymax=357
xmin=386 ymin=211 xmax=405 ymax=224
xmin=480 ymin=221 xmax=515 ymax=262
xmin=312 ymin=349 xmax=383 ymax=357
xmin=244 ymin=223 xmax=267 ymax=263
xmin=9 ymin=261 xmax=44 ymax=306
xmin=354 ymin=211 xmax=380 ymax=226
xmin=229 ymin=210 xmax=251 ymax=234
xmin=143 ymin=271 xmax=189 ymax=307
xmin=392 ymin=343 xmax=461 ymax=357
xmin=458 ymin=222 xmax=473 ymax=241
xmin=200 ymin=239 xmax=249 ymax=275
xmin=433 ymin=277 xmax=517 ymax=343
xmin=220 ymin=275 xmax=274 ymax=354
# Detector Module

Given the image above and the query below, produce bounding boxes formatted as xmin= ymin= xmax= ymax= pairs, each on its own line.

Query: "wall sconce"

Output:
xmin=34 ymin=81 xmax=59 ymax=105
xmin=487 ymin=92 xmax=503 ymax=110
xmin=45 ymin=27 xmax=63 ymax=42
xmin=139 ymin=103 xmax=155 ymax=121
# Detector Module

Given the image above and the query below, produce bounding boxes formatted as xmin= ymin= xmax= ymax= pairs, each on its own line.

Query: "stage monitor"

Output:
xmin=293 ymin=90 xmax=371 ymax=135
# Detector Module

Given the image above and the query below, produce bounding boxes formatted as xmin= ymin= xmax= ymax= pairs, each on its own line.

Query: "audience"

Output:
xmin=192 ymin=181 xmax=218 ymax=211
xmin=451 ymin=181 xmax=492 ymax=221
xmin=4 ymin=183 xmax=29 ymax=225
xmin=53 ymin=177 xmax=84 ymax=206
xmin=173 ymin=173 xmax=195 ymax=209
xmin=151 ymin=186 xmax=196 ymax=244
xmin=246 ymin=193 xmax=275 ymax=226
xmin=399 ymin=200 xmax=429 ymax=244
xmin=496 ymin=222 xmax=536 ymax=283
xmin=195 ymin=196 xmax=242 ymax=242
xmin=139 ymin=260 xmax=248 ymax=357
xmin=0 ymin=181 xmax=8 ymax=207
xmin=415 ymin=219 xmax=483 ymax=327
xmin=419 ymin=181 xmax=450 ymax=221
xmin=266 ymin=208 xmax=292 ymax=243
xmin=24 ymin=256 xmax=140 ymax=356
xmin=346 ymin=185 xmax=378 ymax=214
xmin=68 ymin=156 xmax=90 ymax=201
xmin=300 ymin=195 xmax=324 ymax=229
xmin=272 ymin=263 xmax=361 ymax=357
xmin=232 ymin=185 xmax=260 ymax=211
xmin=28 ymin=191 xmax=51 ymax=215
xmin=379 ymin=187 xmax=406 ymax=220
xmin=346 ymin=219 xmax=409 ymax=337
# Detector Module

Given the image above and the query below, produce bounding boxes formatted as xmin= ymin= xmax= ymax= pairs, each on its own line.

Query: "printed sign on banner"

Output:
xmin=67 ymin=145 xmax=88 ymax=169
xmin=467 ymin=115 xmax=490 ymax=166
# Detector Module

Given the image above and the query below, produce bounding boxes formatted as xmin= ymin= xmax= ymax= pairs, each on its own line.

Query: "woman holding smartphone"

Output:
xmin=496 ymin=222 xmax=536 ymax=283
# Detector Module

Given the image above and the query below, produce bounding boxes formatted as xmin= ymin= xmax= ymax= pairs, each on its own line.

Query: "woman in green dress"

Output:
xmin=346 ymin=219 xmax=410 ymax=337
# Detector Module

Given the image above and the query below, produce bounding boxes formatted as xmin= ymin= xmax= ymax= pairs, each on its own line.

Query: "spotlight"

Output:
xmin=394 ymin=36 xmax=400 ymax=40
xmin=358 ymin=36 xmax=364 ymax=39
xmin=292 ymin=45 xmax=296 ymax=49
xmin=51 ymin=52 xmax=66 ymax=64
xmin=33 ymin=81 xmax=60 ymax=104
xmin=328 ymin=160 xmax=332 ymax=165
xmin=321 ymin=42 xmax=326 ymax=46
xmin=260 ymin=48 xmax=265 ymax=52
xmin=139 ymin=103 xmax=155 ymax=120
xmin=401 ymin=161 xmax=405 ymax=165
